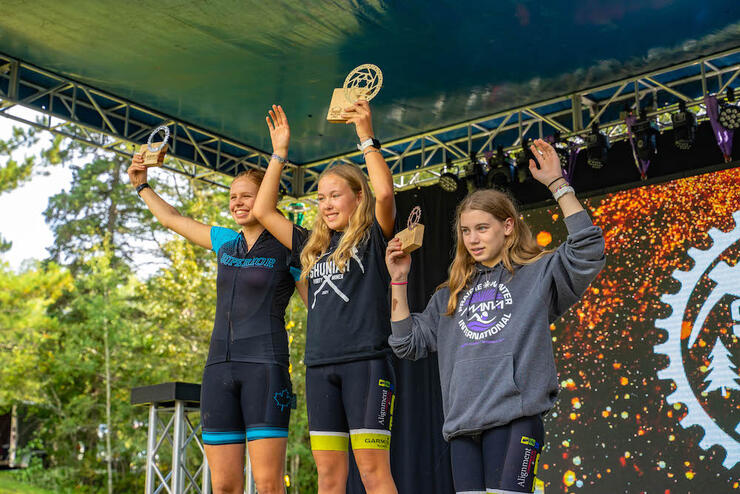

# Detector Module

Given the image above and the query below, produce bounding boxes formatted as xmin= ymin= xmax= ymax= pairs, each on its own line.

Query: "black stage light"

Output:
xmin=585 ymin=123 xmax=609 ymax=169
xmin=632 ymin=110 xmax=658 ymax=161
xmin=719 ymin=87 xmax=740 ymax=130
xmin=469 ymin=152 xmax=487 ymax=189
xmin=486 ymin=145 xmax=514 ymax=188
xmin=671 ymin=101 xmax=696 ymax=150
xmin=438 ymin=158 xmax=460 ymax=193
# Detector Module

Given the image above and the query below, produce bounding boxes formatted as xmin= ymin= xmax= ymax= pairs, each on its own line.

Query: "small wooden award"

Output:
xmin=396 ymin=206 xmax=424 ymax=254
xmin=139 ymin=125 xmax=170 ymax=167
xmin=327 ymin=64 xmax=383 ymax=123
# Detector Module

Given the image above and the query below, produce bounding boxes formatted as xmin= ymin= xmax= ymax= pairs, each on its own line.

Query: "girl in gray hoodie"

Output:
xmin=386 ymin=139 xmax=605 ymax=494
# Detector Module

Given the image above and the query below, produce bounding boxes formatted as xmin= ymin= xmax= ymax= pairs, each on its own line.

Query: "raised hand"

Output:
xmin=385 ymin=238 xmax=411 ymax=282
xmin=342 ymin=100 xmax=375 ymax=140
xmin=127 ymin=154 xmax=148 ymax=188
xmin=528 ymin=139 xmax=563 ymax=187
xmin=266 ymin=104 xmax=290 ymax=158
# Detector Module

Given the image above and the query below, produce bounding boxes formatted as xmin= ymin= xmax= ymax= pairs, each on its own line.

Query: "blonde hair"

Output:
xmin=442 ymin=189 xmax=549 ymax=316
xmin=300 ymin=164 xmax=374 ymax=279
xmin=233 ymin=168 xmax=265 ymax=187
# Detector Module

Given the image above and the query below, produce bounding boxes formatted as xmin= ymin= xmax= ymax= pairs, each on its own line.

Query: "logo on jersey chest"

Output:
xmin=220 ymin=253 xmax=276 ymax=268
xmin=309 ymin=247 xmax=365 ymax=308
xmin=456 ymin=280 xmax=513 ymax=341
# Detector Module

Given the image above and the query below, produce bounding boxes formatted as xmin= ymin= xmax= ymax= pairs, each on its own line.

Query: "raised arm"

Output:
xmin=127 ymin=156 xmax=211 ymax=249
xmin=529 ymin=139 xmax=605 ymax=319
xmin=385 ymin=237 xmax=440 ymax=360
xmin=253 ymin=104 xmax=294 ymax=249
xmin=343 ymin=100 xmax=395 ymax=238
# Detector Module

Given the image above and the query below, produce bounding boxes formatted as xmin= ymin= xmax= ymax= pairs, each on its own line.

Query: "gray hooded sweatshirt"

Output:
xmin=389 ymin=210 xmax=605 ymax=441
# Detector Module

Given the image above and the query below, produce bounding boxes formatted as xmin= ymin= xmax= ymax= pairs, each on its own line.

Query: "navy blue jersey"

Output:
xmin=206 ymin=226 xmax=299 ymax=368
xmin=293 ymin=218 xmax=393 ymax=367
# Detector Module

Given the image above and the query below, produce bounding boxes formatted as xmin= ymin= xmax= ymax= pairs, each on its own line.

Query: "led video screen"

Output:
xmin=525 ymin=166 xmax=740 ymax=492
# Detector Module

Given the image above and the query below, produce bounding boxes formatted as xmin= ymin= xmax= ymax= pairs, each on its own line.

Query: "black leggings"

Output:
xmin=449 ymin=414 xmax=544 ymax=493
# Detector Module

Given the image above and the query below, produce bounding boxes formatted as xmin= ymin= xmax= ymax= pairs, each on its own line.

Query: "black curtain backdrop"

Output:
xmin=347 ymin=184 xmax=467 ymax=493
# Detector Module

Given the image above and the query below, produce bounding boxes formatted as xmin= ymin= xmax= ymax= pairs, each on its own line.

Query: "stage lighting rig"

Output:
xmin=718 ymin=87 xmax=740 ymax=130
xmin=671 ymin=101 xmax=696 ymax=150
xmin=438 ymin=158 xmax=460 ymax=193
xmin=486 ymin=145 xmax=514 ymax=188
xmin=632 ymin=109 xmax=658 ymax=161
xmin=585 ymin=123 xmax=609 ymax=169
xmin=469 ymin=152 xmax=487 ymax=189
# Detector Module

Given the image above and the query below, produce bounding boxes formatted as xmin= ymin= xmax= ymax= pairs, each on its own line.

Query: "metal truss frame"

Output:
xmin=144 ymin=400 xmax=210 ymax=494
xmin=1 ymin=47 xmax=739 ymax=197
xmin=313 ymin=46 xmax=740 ymax=194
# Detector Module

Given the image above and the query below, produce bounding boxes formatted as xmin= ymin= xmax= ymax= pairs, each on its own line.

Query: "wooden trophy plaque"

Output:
xmin=396 ymin=206 xmax=424 ymax=254
xmin=139 ymin=125 xmax=170 ymax=167
xmin=327 ymin=64 xmax=383 ymax=123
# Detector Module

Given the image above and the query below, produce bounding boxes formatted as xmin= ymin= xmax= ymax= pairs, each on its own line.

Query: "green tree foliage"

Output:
xmin=0 ymin=125 xmax=37 ymax=194
xmin=0 ymin=124 xmax=319 ymax=491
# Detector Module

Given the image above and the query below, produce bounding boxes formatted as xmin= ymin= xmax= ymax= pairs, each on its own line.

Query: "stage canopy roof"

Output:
xmin=1 ymin=0 xmax=739 ymax=195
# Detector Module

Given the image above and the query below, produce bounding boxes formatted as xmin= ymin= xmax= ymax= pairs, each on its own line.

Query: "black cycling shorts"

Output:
xmin=449 ymin=414 xmax=544 ymax=493
xmin=200 ymin=361 xmax=294 ymax=445
xmin=306 ymin=357 xmax=395 ymax=451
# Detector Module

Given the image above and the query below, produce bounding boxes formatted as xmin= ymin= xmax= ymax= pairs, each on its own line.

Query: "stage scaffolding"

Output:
xmin=1 ymin=47 xmax=739 ymax=197
xmin=130 ymin=382 xmax=259 ymax=494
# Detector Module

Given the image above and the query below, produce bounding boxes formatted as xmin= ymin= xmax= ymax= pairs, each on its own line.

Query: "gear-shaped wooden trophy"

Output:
xmin=139 ymin=125 xmax=170 ymax=167
xmin=396 ymin=206 xmax=424 ymax=254
xmin=327 ymin=64 xmax=383 ymax=123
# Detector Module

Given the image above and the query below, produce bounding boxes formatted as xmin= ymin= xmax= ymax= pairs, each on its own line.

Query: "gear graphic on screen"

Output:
xmin=654 ymin=210 xmax=740 ymax=469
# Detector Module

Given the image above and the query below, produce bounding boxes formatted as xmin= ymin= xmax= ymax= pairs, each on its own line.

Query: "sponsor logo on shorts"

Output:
xmin=378 ymin=388 xmax=390 ymax=425
xmin=521 ymin=435 xmax=540 ymax=449
xmin=378 ymin=379 xmax=392 ymax=388
xmin=362 ymin=436 xmax=390 ymax=448
xmin=516 ymin=446 xmax=539 ymax=489
xmin=273 ymin=388 xmax=293 ymax=412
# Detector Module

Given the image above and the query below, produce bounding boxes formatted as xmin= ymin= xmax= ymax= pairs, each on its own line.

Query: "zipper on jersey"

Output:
xmin=226 ymin=269 xmax=239 ymax=361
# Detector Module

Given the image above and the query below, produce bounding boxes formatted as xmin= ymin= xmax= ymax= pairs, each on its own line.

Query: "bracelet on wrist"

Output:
xmin=136 ymin=182 xmax=151 ymax=195
xmin=547 ymin=177 xmax=566 ymax=189
xmin=553 ymin=185 xmax=575 ymax=201
xmin=391 ymin=280 xmax=408 ymax=286
xmin=364 ymin=149 xmax=381 ymax=158
xmin=271 ymin=153 xmax=289 ymax=165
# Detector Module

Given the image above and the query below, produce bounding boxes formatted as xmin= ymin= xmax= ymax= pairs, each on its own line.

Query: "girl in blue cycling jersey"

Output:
xmin=254 ymin=103 xmax=398 ymax=494
xmin=128 ymin=158 xmax=305 ymax=494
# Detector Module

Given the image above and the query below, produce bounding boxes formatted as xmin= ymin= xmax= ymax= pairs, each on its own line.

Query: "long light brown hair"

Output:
xmin=442 ymin=189 xmax=549 ymax=316
xmin=300 ymin=164 xmax=374 ymax=279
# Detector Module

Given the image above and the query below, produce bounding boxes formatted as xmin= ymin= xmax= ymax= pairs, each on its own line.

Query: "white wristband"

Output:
xmin=553 ymin=185 xmax=575 ymax=201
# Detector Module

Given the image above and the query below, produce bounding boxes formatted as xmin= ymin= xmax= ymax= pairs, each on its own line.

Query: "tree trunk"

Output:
xmin=104 ymin=287 xmax=113 ymax=494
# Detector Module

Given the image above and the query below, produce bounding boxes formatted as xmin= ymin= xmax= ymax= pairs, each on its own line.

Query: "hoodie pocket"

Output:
xmin=446 ymin=354 xmax=524 ymax=432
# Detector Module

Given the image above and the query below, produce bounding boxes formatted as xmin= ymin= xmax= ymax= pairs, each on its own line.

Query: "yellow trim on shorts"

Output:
xmin=309 ymin=431 xmax=349 ymax=451
xmin=349 ymin=429 xmax=391 ymax=450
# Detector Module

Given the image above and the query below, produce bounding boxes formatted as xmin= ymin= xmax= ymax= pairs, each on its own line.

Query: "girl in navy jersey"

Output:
xmin=127 ymin=159 xmax=305 ymax=494
xmin=253 ymin=103 xmax=398 ymax=494
xmin=385 ymin=139 xmax=605 ymax=494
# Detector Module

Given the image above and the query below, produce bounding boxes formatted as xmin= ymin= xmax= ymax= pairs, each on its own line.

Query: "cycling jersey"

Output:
xmin=206 ymin=226 xmax=299 ymax=368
